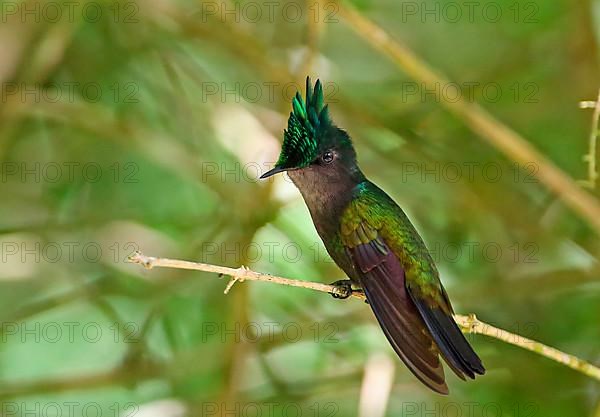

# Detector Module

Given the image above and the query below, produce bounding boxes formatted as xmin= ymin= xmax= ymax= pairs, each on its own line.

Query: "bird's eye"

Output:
xmin=322 ymin=151 xmax=335 ymax=164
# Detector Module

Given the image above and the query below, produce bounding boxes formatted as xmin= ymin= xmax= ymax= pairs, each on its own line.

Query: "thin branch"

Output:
xmin=454 ymin=314 xmax=600 ymax=381
xmin=128 ymin=251 xmax=600 ymax=382
xmin=128 ymin=251 xmax=350 ymax=298
xmin=335 ymin=2 xmax=600 ymax=236
xmin=579 ymin=88 xmax=600 ymax=189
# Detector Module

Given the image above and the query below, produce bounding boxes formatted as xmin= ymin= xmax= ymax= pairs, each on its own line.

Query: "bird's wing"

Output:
xmin=340 ymin=186 xmax=484 ymax=393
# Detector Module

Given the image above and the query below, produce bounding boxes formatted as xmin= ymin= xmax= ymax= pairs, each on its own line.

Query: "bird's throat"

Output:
xmin=287 ymin=165 xmax=364 ymax=236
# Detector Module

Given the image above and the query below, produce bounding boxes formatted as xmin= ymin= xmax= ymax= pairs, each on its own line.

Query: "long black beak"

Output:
xmin=260 ymin=166 xmax=287 ymax=179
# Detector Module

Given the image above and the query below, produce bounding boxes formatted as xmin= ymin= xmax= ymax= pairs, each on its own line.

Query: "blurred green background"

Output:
xmin=0 ymin=0 xmax=599 ymax=416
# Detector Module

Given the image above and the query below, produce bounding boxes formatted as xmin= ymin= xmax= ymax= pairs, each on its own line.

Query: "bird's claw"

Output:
xmin=329 ymin=280 xmax=353 ymax=299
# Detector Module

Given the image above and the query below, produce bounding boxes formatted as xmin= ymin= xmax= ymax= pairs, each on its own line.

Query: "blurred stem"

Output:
xmin=218 ymin=234 xmax=253 ymax=411
xmin=336 ymin=2 xmax=600 ymax=235
xmin=0 ymin=363 xmax=163 ymax=400
xmin=299 ymin=0 xmax=322 ymax=78
xmin=128 ymin=252 xmax=600 ymax=382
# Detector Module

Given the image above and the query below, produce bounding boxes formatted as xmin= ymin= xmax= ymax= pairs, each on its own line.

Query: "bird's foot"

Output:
xmin=329 ymin=280 xmax=354 ymax=299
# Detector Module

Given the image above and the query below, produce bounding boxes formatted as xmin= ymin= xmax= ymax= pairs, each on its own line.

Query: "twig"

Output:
xmin=127 ymin=251 xmax=600 ymax=382
xmin=335 ymin=2 xmax=600 ymax=236
xmin=128 ymin=251 xmax=350 ymax=298
xmin=578 ymin=88 xmax=600 ymax=189
xmin=454 ymin=314 xmax=600 ymax=381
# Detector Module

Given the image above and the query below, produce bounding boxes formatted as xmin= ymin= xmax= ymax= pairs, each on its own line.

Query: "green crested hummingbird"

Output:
xmin=260 ymin=78 xmax=485 ymax=394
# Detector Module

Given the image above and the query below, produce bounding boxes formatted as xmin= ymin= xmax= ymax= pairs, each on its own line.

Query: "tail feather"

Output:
xmin=362 ymin=272 xmax=450 ymax=394
xmin=409 ymin=294 xmax=486 ymax=379
xmin=356 ymin=250 xmax=451 ymax=394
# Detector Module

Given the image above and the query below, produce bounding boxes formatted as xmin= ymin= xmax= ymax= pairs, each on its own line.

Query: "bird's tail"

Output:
xmin=408 ymin=290 xmax=486 ymax=380
xmin=359 ymin=262 xmax=451 ymax=394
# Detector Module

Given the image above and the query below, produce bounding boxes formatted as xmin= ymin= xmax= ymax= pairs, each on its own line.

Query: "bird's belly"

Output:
xmin=308 ymin=203 xmax=361 ymax=283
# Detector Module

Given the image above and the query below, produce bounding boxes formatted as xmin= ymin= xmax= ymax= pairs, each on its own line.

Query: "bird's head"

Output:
xmin=260 ymin=78 xmax=361 ymax=183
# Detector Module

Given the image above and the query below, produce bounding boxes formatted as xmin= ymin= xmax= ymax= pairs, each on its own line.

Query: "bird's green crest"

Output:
xmin=275 ymin=77 xmax=332 ymax=169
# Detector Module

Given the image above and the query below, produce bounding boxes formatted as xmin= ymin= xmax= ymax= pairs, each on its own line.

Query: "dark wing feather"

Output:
xmin=347 ymin=235 xmax=450 ymax=394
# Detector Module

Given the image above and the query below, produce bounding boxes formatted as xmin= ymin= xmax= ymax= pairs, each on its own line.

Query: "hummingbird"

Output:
xmin=260 ymin=78 xmax=485 ymax=394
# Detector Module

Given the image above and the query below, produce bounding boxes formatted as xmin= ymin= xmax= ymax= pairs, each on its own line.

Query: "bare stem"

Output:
xmin=579 ymin=88 xmax=600 ymax=189
xmin=128 ymin=251 xmax=600 ymax=382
